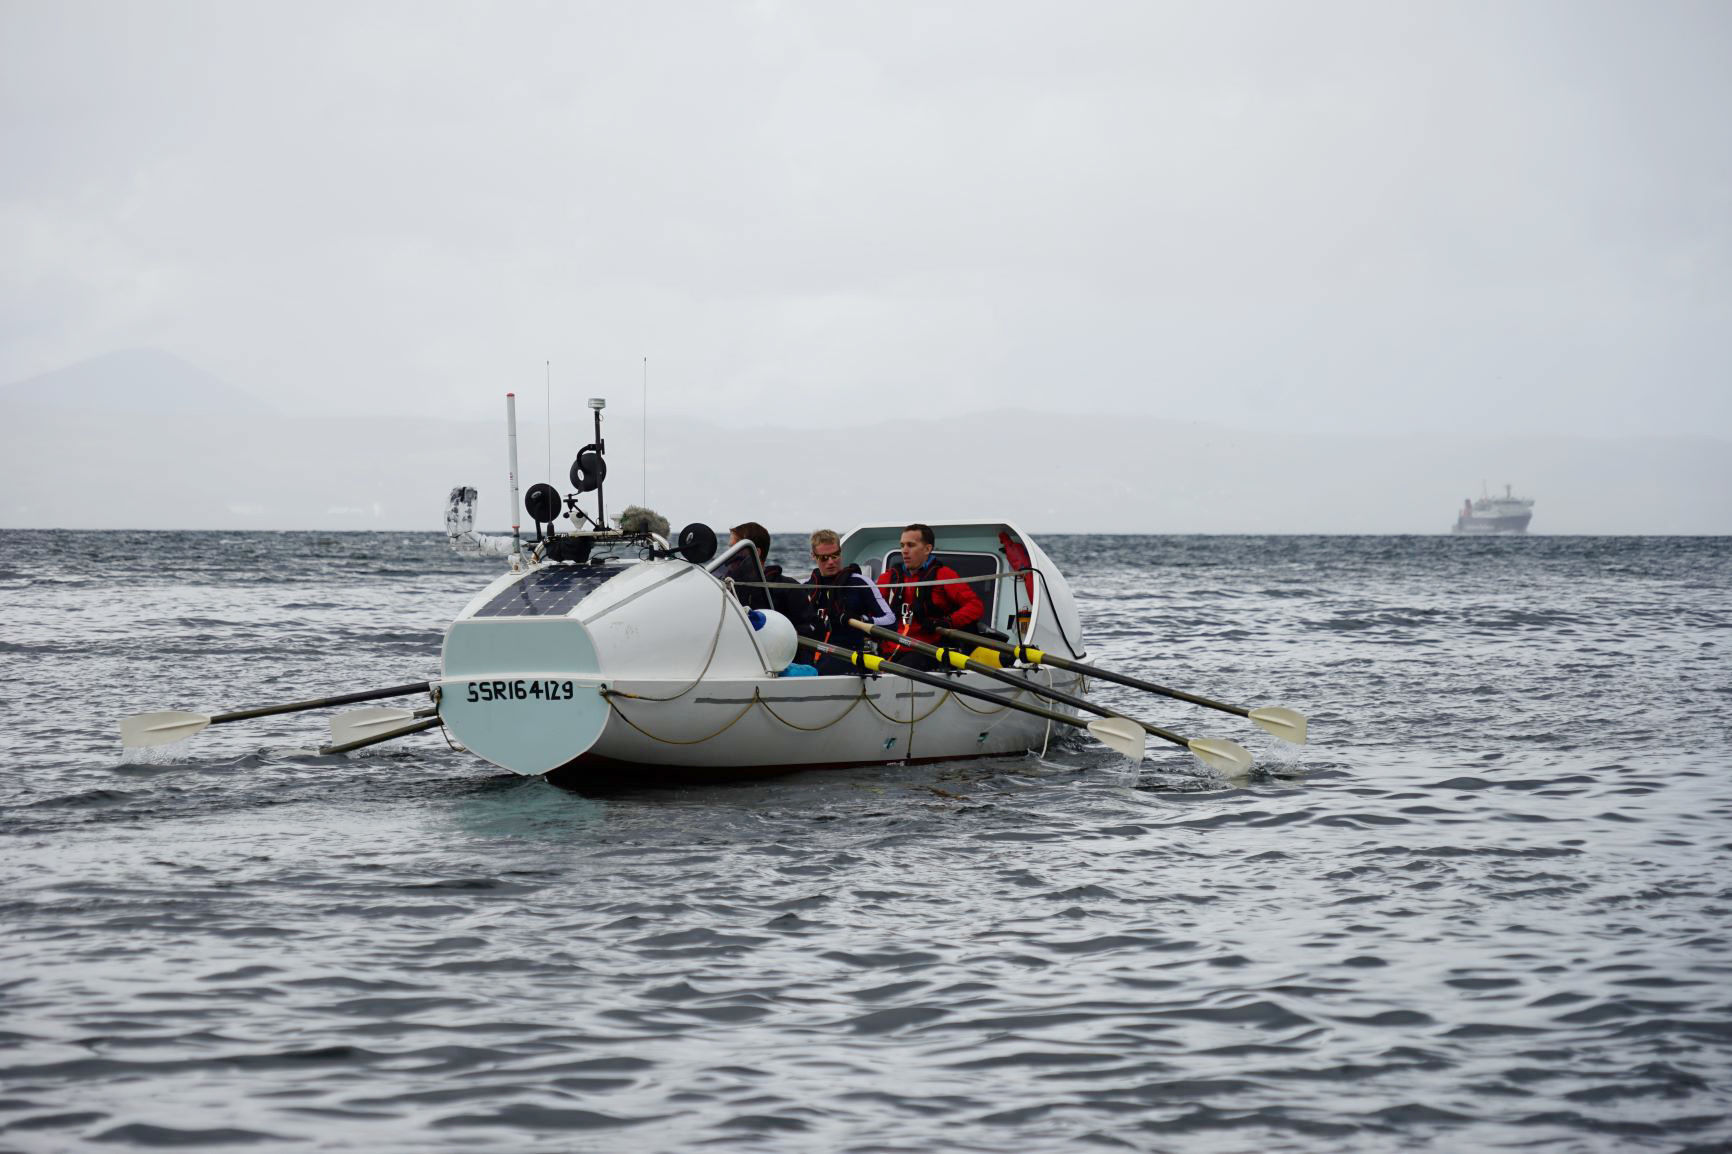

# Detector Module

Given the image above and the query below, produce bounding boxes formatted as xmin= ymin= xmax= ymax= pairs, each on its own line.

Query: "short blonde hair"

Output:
xmin=809 ymin=529 xmax=841 ymax=552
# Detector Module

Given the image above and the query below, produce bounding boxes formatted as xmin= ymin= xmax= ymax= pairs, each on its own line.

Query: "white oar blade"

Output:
xmin=329 ymin=707 xmax=418 ymax=746
xmin=1188 ymin=737 xmax=1254 ymax=776
xmin=1249 ymin=706 xmax=1307 ymax=744
xmin=323 ymin=716 xmax=438 ymax=755
xmin=119 ymin=711 xmax=210 ymax=749
xmin=1086 ymin=717 xmax=1147 ymax=763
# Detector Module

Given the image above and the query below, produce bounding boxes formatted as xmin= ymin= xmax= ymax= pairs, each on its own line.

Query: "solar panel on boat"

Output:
xmin=473 ymin=565 xmax=621 ymax=618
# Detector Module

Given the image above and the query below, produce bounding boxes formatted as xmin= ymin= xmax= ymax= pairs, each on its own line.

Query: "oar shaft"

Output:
xmin=846 ymin=619 xmax=1191 ymax=749
xmin=939 ymin=627 xmax=1252 ymax=719
xmin=320 ymin=717 xmax=442 ymax=756
xmin=212 ymin=681 xmax=433 ymax=725
xmin=799 ymin=637 xmax=1087 ymax=731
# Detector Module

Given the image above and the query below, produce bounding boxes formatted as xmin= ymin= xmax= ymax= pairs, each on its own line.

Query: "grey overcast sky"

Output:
xmin=2 ymin=0 xmax=1728 ymax=437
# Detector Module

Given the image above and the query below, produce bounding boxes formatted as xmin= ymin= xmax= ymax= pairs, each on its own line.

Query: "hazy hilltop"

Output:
xmin=3 ymin=387 xmax=1729 ymax=534
xmin=0 ymin=349 xmax=274 ymax=416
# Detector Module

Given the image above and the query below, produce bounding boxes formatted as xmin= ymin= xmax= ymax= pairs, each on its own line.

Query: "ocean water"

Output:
xmin=1 ymin=529 xmax=1729 ymax=1153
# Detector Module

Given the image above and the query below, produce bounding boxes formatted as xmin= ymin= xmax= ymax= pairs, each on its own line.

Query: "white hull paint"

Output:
xmin=580 ymin=669 xmax=1080 ymax=773
xmin=436 ymin=520 xmax=1098 ymax=782
xmin=1453 ymin=487 xmax=1535 ymax=535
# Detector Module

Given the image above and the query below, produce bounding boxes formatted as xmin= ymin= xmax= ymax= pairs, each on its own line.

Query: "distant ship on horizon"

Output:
xmin=1453 ymin=484 xmax=1534 ymax=535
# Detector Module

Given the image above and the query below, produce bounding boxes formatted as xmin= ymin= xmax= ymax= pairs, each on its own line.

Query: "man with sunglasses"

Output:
xmin=797 ymin=529 xmax=894 ymax=675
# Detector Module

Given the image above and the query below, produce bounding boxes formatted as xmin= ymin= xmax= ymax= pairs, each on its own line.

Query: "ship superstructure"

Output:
xmin=1453 ymin=484 xmax=1534 ymax=535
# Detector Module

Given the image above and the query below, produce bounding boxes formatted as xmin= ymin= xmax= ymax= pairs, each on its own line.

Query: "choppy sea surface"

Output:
xmin=1 ymin=530 xmax=1729 ymax=1153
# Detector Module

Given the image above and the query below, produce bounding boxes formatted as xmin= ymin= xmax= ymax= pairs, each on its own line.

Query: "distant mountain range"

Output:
xmin=2 ymin=352 xmax=1728 ymax=533
xmin=0 ymin=349 xmax=273 ymax=415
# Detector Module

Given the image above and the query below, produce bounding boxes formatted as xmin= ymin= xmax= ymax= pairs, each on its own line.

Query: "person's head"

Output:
xmin=810 ymin=529 xmax=843 ymax=574
xmin=899 ymin=523 xmax=935 ymax=569
xmin=729 ymin=521 xmax=770 ymax=561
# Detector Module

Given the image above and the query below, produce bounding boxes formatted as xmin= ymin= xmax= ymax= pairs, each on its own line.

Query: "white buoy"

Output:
xmin=749 ymin=609 xmax=799 ymax=673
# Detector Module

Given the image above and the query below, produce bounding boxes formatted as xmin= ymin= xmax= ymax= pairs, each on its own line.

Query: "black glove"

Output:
xmin=921 ymin=611 xmax=954 ymax=630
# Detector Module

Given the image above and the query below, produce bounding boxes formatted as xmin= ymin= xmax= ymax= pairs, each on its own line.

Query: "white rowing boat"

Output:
xmin=120 ymin=394 xmax=1284 ymax=781
xmin=438 ymin=517 xmax=1087 ymax=783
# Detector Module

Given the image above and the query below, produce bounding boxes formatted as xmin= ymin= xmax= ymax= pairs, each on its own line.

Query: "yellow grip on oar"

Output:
xmin=1016 ymin=644 xmax=1047 ymax=664
xmin=859 ymin=652 xmax=884 ymax=673
xmin=939 ymin=647 xmax=971 ymax=671
xmin=968 ymin=647 xmax=1003 ymax=668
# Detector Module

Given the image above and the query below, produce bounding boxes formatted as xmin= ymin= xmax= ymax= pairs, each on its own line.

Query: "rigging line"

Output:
xmin=604 ymin=696 xmax=757 ymax=746
xmin=1029 ymin=565 xmax=1084 ymax=660
xmin=949 ymin=689 xmax=1014 ymax=716
xmin=598 ymin=588 xmax=731 ymax=703
xmin=907 ymin=688 xmax=951 ymax=724
xmin=752 ymin=685 xmax=870 ymax=732
xmin=731 ymin=567 xmax=1034 ymax=592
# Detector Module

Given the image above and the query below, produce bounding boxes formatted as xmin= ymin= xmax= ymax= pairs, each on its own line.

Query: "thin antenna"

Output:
xmin=505 ymin=392 xmax=522 ymax=561
xmin=545 ymin=360 xmax=551 ymax=486
xmin=641 ymin=356 xmax=648 ymax=509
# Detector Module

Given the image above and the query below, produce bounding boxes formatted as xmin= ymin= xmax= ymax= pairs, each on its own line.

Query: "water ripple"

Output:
xmin=0 ymin=530 xmax=1728 ymax=1151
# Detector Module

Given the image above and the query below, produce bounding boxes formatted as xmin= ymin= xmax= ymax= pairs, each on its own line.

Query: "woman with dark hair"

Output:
xmin=720 ymin=521 xmax=808 ymax=628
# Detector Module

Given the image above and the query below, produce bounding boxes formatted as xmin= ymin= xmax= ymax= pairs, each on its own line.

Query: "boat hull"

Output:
xmin=1452 ymin=513 xmax=1532 ymax=535
xmin=546 ymin=668 xmax=1082 ymax=784
xmin=438 ymin=519 xmax=1098 ymax=782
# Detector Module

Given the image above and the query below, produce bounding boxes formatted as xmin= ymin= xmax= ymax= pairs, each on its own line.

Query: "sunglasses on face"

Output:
xmin=813 ymin=549 xmax=842 ymax=561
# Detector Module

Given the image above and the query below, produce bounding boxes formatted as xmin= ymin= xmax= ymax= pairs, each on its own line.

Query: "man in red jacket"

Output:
xmin=876 ymin=523 xmax=984 ymax=670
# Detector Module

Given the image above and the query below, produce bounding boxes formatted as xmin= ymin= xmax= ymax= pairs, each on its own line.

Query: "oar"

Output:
xmin=119 ymin=681 xmax=433 ymax=749
xmin=848 ymin=620 xmax=1252 ymax=774
xmin=320 ymin=716 xmax=442 ymax=756
xmin=939 ymin=626 xmax=1307 ymax=744
xmin=326 ymin=706 xmax=438 ymax=749
xmin=799 ymin=636 xmax=1146 ymax=763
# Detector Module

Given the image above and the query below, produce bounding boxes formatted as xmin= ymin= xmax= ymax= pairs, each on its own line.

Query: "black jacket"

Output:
xmin=800 ymin=564 xmax=894 ymax=657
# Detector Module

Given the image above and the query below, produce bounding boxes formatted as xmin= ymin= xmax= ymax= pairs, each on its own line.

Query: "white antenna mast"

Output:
xmin=641 ymin=356 xmax=648 ymax=508
xmin=545 ymin=360 xmax=551 ymax=487
xmin=505 ymin=392 xmax=522 ymax=561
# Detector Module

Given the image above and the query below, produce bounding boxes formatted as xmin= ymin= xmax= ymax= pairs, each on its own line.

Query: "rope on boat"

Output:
xmin=604 ymin=696 xmax=760 ymax=746
xmin=728 ymin=566 xmax=1036 ymax=593
xmin=606 ymin=665 xmax=1088 ymax=746
xmin=600 ymin=585 xmax=733 ymax=704
xmin=604 ymin=682 xmax=870 ymax=745
xmin=603 ymin=676 xmax=968 ymax=747
xmin=595 ymin=596 xmax=1083 ymax=749
xmin=752 ymin=685 xmax=871 ymax=732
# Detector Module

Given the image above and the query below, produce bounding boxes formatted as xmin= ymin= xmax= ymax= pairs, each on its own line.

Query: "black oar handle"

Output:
xmin=939 ymin=627 xmax=1252 ymax=719
xmin=849 ymin=620 xmax=1190 ymax=748
xmin=798 ymin=636 xmax=1089 ymax=731
xmin=212 ymin=681 xmax=434 ymax=725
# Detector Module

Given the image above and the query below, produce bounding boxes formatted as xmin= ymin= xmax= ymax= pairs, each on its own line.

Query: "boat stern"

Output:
xmin=438 ymin=617 xmax=610 ymax=775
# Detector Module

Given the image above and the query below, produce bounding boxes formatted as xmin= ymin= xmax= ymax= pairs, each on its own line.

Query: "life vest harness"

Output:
xmin=807 ymin=563 xmax=867 ymax=645
xmin=885 ymin=558 xmax=947 ymax=627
